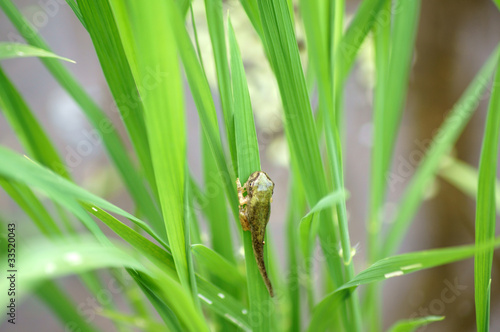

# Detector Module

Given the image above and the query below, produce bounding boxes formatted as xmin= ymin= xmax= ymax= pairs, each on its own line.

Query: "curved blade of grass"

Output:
xmin=1 ymin=0 xmax=164 ymax=237
xmin=0 ymin=43 xmax=75 ymax=62
xmin=202 ymin=138 xmax=235 ymax=263
xmin=63 ymin=0 xmax=86 ymax=28
xmin=192 ymin=244 xmax=246 ymax=289
xmin=285 ymin=172 xmax=306 ymax=332
xmin=0 ymin=66 xmax=70 ymax=179
xmin=474 ymin=54 xmax=500 ymax=332
xmin=183 ymin=174 xmax=201 ymax=310
xmin=365 ymin=1 xmax=392 ymax=329
xmin=76 ymin=0 xmax=162 ymax=225
xmin=86 ymin=204 xmax=250 ymax=329
xmin=257 ymin=0 xmax=345 ymax=283
xmin=0 ymin=147 xmax=249 ymax=327
xmin=8 ymin=236 xmax=207 ymax=332
xmin=382 ymin=45 xmax=500 ymax=257
xmin=367 ymin=2 xmax=420 ymax=329
xmin=336 ymin=0 xmax=386 ymax=84
xmin=371 ymin=0 xmax=420 ymax=257
xmin=128 ymin=271 xmax=184 ymax=332
xmin=299 ymin=190 xmax=345 ymax=264
xmin=257 ymin=0 xmax=361 ymax=327
xmin=299 ymin=1 xmax=363 ymax=328
xmin=228 ymin=17 xmax=271 ymax=330
xmin=387 ymin=316 xmax=444 ymax=332
xmin=0 ymin=147 xmax=166 ymax=245
xmin=124 ymin=0 xmax=190 ymax=293
xmin=308 ymin=239 xmax=500 ymax=331
xmin=238 ymin=0 xmax=263 ymax=37
xmin=76 ymin=0 xmax=155 ymax=189
xmin=204 ymin=0 xmax=237 ymax=174
xmin=144 ymin=0 xmax=241 ymax=223
xmin=0 ymin=180 xmax=62 ymax=237
xmin=36 ymin=281 xmax=101 ymax=332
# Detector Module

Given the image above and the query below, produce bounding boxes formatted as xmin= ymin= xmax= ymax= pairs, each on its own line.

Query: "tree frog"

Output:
xmin=237 ymin=171 xmax=275 ymax=297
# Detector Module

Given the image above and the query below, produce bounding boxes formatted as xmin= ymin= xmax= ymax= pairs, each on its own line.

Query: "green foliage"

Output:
xmin=1 ymin=0 xmax=499 ymax=331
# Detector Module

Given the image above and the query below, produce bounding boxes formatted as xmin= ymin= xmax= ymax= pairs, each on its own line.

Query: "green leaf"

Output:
xmin=86 ymin=205 xmax=250 ymax=330
xmin=76 ymin=0 xmax=162 ymax=227
xmin=201 ymin=138 xmax=235 ymax=263
xmin=474 ymin=51 xmax=500 ymax=332
xmin=308 ymin=239 xmax=500 ymax=331
xmin=76 ymin=0 xmax=154 ymax=186
xmin=204 ymin=0 xmax=237 ymax=174
xmin=0 ymin=43 xmax=75 ymax=62
xmin=0 ymin=66 xmax=70 ymax=179
xmin=336 ymin=0 xmax=385 ymax=84
xmin=238 ymin=0 xmax=264 ymax=37
xmin=382 ymin=44 xmax=500 ymax=257
xmin=192 ymin=244 xmax=246 ymax=289
xmin=161 ymin=0 xmax=241 ymax=224
xmin=0 ymin=180 xmax=62 ymax=237
xmin=298 ymin=190 xmax=345 ymax=265
xmin=123 ymin=0 xmax=189 ymax=292
xmin=387 ymin=316 xmax=444 ymax=332
xmin=228 ymin=17 xmax=271 ymax=331
xmin=1 ymin=0 xmax=163 ymax=237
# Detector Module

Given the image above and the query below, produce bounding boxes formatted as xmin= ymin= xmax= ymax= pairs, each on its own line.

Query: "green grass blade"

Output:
xmin=387 ymin=316 xmax=444 ymax=332
xmin=202 ymin=138 xmax=235 ymax=263
xmin=257 ymin=0 xmax=358 ymax=326
xmin=309 ymin=239 xmax=500 ymax=331
xmin=128 ymin=271 xmax=184 ymax=332
xmin=0 ymin=66 xmax=70 ymax=179
xmin=0 ymin=43 xmax=75 ymax=62
xmin=123 ymin=0 xmax=189 ymax=293
xmin=76 ymin=0 xmax=155 ymax=189
xmin=257 ymin=0 xmax=326 ymax=204
xmin=377 ymin=0 xmax=420 ymax=216
xmin=238 ymin=0 xmax=264 ymax=37
xmin=0 ymin=147 xmax=166 ymax=245
xmin=162 ymin=0 xmax=240 ymax=222
xmin=184 ymin=175 xmax=201 ymax=310
xmin=228 ymin=18 xmax=271 ymax=330
xmin=0 ymin=180 xmax=62 ymax=237
xmin=86 ymin=203 xmax=249 ymax=329
xmin=63 ymin=0 xmax=86 ymax=28
xmin=1 ymin=0 xmax=164 ymax=237
xmin=285 ymin=174 xmax=306 ymax=332
xmin=336 ymin=0 xmax=385 ymax=85
xmin=474 ymin=53 xmax=500 ymax=332
xmin=192 ymin=244 xmax=246 ymax=291
xmin=365 ymin=2 xmax=392 ymax=329
xmin=382 ymin=45 xmax=500 ymax=257
xmin=204 ymin=0 xmax=237 ymax=173
xmin=299 ymin=190 xmax=345 ymax=265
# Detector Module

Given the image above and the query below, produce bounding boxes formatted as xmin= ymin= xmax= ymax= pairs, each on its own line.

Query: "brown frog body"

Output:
xmin=236 ymin=171 xmax=275 ymax=297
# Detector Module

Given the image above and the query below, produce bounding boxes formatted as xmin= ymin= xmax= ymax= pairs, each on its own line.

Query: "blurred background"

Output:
xmin=1 ymin=0 xmax=499 ymax=331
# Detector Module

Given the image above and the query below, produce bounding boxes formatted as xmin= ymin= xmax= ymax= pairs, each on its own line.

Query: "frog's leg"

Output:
xmin=236 ymin=178 xmax=250 ymax=231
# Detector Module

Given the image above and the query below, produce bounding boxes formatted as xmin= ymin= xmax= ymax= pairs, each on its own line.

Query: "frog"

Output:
xmin=236 ymin=171 xmax=275 ymax=297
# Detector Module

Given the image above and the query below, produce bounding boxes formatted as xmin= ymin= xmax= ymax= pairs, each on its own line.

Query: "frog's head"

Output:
xmin=248 ymin=171 xmax=274 ymax=197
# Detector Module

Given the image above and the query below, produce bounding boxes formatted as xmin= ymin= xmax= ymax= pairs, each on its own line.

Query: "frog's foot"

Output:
xmin=239 ymin=207 xmax=250 ymax=231
xmin=237 ymin=178 xmax=250 ymax=231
